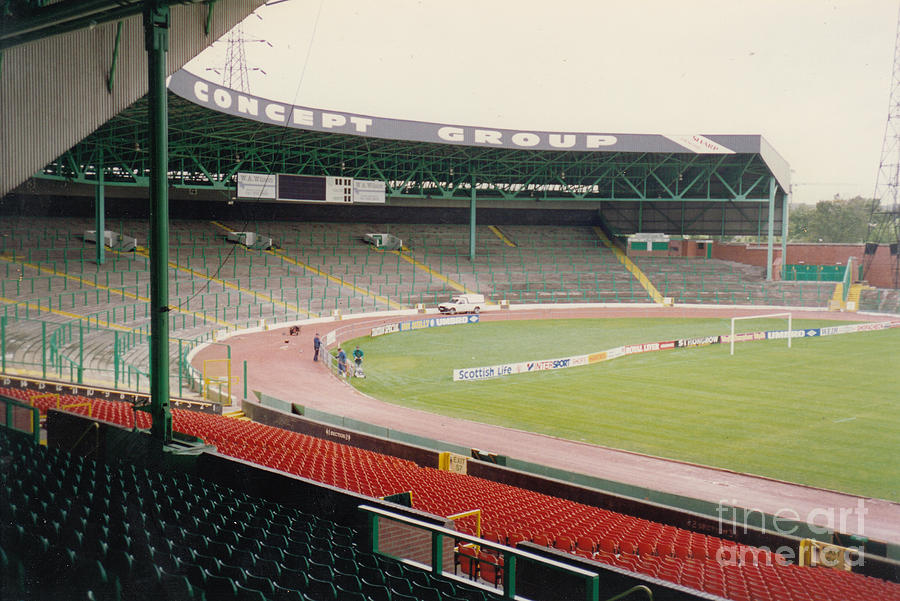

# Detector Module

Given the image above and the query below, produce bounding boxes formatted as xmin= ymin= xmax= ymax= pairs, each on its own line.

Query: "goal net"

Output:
xmin=729 ymin=312 xmax=792 ymax=356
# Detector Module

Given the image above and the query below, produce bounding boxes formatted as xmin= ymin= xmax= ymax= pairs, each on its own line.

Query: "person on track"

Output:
xmin=337 ymin=347 xmax=348 ymax=377
xmin=352 ymin=345 xmax=364 ymax=373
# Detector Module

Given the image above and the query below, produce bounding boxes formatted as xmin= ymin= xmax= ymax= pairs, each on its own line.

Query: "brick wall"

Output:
xmin=377 ymin=515 xmax=455 ymax=573
xmin=711 ymin=243 xmax=779 ymax=267
xmin=712 ymin=242 xmax=897 ymax=288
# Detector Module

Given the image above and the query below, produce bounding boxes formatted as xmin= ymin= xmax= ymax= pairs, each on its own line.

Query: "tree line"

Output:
xmin=789 ymin=197 xmax=896 ymax=244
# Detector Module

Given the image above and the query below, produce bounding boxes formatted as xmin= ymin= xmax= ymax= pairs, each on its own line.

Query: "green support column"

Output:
xmin=370 ymin=513 xmax=380 ymax=553
xmin=95 ymin=148 xmax=105 ymax=266
xmin=107 ymin=21 xmax=123 ymax=93
xmin=144 ymin=0 xmax=173 ymax=444
xmin=502 ymin=551 xmax=516 ymax=599
xmin=78 ymin=320 xmax=83 ymax=384
xmin=114 ymin=331 xmax=119 ymax=389
xmin=41 ymin=322 xmax=46 ymax=379
xmin=781 ymin=191 xmax=790 ymax=279
xmin=31 ymin=407 xmax=40 ymax=444
xmin=766 ymin=177 xmax=776 ymax=281
xmin=178 ymin=339 xmax=184 ymax=397
xmin=431 ymin=531 xmax=443 ymax=576
xmin=1 ymin=316 xmax=5 ymax=373
xmin=469 ymin=178 xmax=476 ymax=261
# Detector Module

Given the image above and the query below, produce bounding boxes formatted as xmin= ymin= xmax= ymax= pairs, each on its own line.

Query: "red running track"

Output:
xmin=196 ymin=305 xmax=900 ymax=546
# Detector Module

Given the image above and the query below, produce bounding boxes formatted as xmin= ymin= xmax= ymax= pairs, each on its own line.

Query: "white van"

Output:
xmin=438 ymin=294 xmax=486 ymax=314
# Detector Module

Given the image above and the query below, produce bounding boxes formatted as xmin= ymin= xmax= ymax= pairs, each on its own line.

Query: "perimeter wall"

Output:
xmin=713 ymin=242 xmax=896 ymax=288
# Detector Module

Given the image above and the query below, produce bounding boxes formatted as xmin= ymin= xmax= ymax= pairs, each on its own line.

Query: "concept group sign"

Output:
xmin=172 ymin=72 xmax=758 ymax=155
xmin=168 ymin=70 xmax=791 ymax=189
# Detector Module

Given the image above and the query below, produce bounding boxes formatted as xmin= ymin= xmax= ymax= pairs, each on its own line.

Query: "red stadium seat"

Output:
xmin=555 ymin=534 xmax=574 ymax=552
xmin=455 ymin=544 xmax=478 ymax=580
xmin=575 ymin=536 xmax=596 ymax=555
xmin=479 ymin=552 xmax=503 ymax=587
xmin=21 ymin=393 xmax=898 ymax=601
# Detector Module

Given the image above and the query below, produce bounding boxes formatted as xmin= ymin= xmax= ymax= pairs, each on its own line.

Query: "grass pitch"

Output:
xmin=349 ymin=318 xmax=900 ymax=501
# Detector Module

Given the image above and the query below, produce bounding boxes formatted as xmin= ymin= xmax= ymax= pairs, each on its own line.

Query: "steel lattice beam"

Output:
xmin=32 ymin=91 xmax=785 ymax=235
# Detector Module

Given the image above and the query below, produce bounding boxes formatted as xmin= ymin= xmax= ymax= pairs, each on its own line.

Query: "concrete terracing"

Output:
xmin=2 ymin=217 xmax=896 ymax=398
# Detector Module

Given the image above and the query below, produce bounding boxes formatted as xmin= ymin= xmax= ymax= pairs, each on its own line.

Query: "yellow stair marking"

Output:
xmin=0 ymin=295 xmax=135 ymax=331
xmin=0 ymin=254 xmax=144 ymax=302
xmin=488 ymin=225 xmax=517 ymax=247
xmin=135 ymin=246 xmax=299 ymax=323
xmin=845 ymin=283 xmax=865 ymax=312
xmin=125 ymin=240 xmax=306 ymax=323
xmin=209 ymin=221 xmax=404 ymax=311
xmin=592 ymin=227 xmax=665 ymax=304
xmin=209 ymin=220 xmax=236 ymax=235
xmin=389 ymin=249 xmax=483 ymax=298
xmin=1 ymin=254 xmax=236 ymax=329
xmin=222 ymin=410 xmax=251 ymax=421
xmin=829 ymin=283 xmax=844 ymax=311
xmin=271 ymin=248 xmax=405 ymax=310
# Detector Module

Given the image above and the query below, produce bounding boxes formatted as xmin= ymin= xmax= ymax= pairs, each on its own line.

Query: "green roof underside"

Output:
xmin=36 ymin=92 xmax=786 ymax=236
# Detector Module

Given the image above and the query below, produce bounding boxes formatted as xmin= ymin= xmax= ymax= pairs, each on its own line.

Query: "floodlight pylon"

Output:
xmin=208 ymin=22 xmax=270 ymax=94
xmin=865 ymin=3 xmax=900 ymax=287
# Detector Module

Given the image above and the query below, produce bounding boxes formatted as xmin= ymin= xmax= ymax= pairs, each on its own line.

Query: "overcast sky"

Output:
xmin=183 ymin=0 xmax=899 ymax=205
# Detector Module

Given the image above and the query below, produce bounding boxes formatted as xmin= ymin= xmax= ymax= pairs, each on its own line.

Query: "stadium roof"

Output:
xmin=29 ymin=70 xmax=790 ymax=236
xmin=0 ymin=0 xmax=264 ymax=197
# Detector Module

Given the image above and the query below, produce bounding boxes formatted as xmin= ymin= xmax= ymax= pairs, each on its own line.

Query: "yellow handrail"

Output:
xmin=592 ymin=227 xmax=665 ymax=304
xmin=448 ymin=508 xmax=482 ymax=540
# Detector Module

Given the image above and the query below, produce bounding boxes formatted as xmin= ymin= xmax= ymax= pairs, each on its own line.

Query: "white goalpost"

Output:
xmin=730 ymin=312 xmax=792 ymax=356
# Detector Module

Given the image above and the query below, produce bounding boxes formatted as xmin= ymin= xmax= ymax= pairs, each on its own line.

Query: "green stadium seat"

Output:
xmin=428 ymin=577 xmax=458 ymax=598
xmin=229 ymin=548 xmax=257 ymax=571
xmin=234 ymin=533 xmax=262 ymax=556
xmin=80 ymin=559 xmax=123 ymax=601
xmin=411 ymin=582 xmax=442 ymax=601
xmin=385 ymin=572 xmax=413 ymax=596
xmin=217 ymin=560 xmax=246 ymax=584
xmin=271 ymin=582 xmax=304 ymax=601
xmin=279 ymin=551 xmax=307 ymax=573
xmin=193 ymin=551 xmax=222 ymax=578
xmin=204 ymin=571 xmax=239 ymax=599
xmin=235 ymin=581 xmax=269 ymax=601
xmin=243 ymin=571 xmax=276 ymax=597
xmin=360 ymin=582 xmax=391 ymax=601
xmin=357 ymin=565 xmax=385 ymax=586
xmin=0 ymin=544 xmax=26 ymax=598
xmin=308 ymin=560 xmax=335 ymax=582
xmin=149 ymin=547 xmax=180 ymax=574
xmin=275 ymin=565 xmax=306 ymax=591
xmin=333 ymin=571 xmax=362 ymax=594
xmin=336 ymin=589 xmax=367 ymax=601
xmin=307 ymin=573 xmax=338 ymax=601
xmin=258 ymin=541 xmax=285 ymax=563
xmin=20 ymin=530 xmax=50 ymax=574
